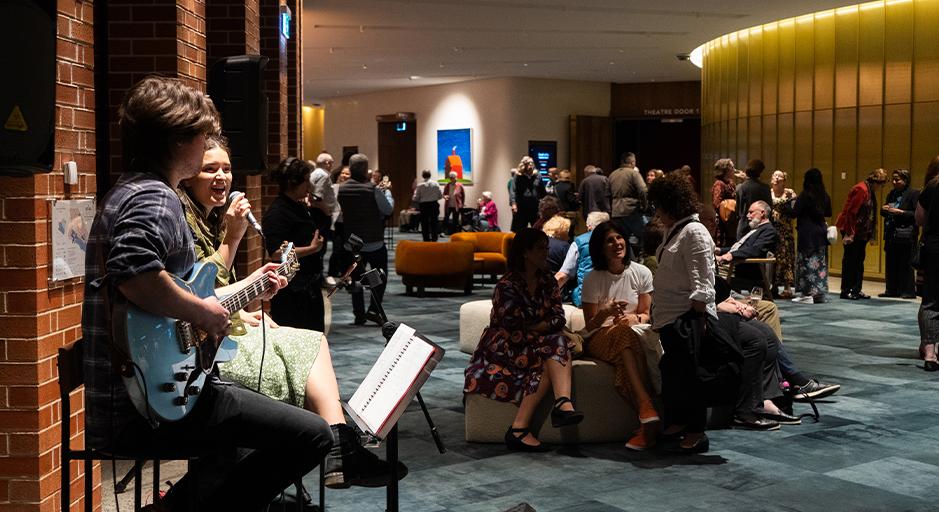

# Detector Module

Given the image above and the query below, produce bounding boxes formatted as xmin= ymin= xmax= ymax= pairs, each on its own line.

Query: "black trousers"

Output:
xmin=329 ymin=222 xmax=353 ymax=278
xmin=840 ymin=238 xmax=869 ymax=294
xmin=113 ymin=382 xmax=333 ymax=512
xmin=658 ymin=323 xmax=707 ymax=433
xmin=419 ymin=201 xmax=440 ymax=241
xmin=719 ymin=315 xmax=781 ymax=417
xmin=511 ymin=204 xmax=538 ymax=232
xmin=443 ymin=206 xmax=461 ymax=234
xmin=885 ymin=241 xmax=916 ymax=296
xmin=351 ymin=245 xmax=388 ymax=319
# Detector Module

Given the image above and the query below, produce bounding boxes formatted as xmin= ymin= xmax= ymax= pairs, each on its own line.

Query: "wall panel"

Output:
xmin=913 ymin=0 xmax=939 ymax=102
xmin=834 ymin=8 xmax=859 ymax=109
xmin=814 ymin=13 xmax=836 ymax=110
xmin=884 ymin=0 xmax=913 ymax=105
xmin=701 ymin=0 xmax=938 ymax=280
xmin=912 ymin=101 xmax=939 ymax=183
xmin=883 ymin=103 xmax=911 ymax=172
xmin=858 ymin=5 xmax=885 ymax=106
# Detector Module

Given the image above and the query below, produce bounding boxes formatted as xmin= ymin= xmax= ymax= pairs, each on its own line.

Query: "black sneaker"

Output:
xmin=732 ymin=415 xmax=781 ymax=431
xmin=325 ymin=424 xmax=407 ymax=489
xmin=792 ymin=379 xmax=841 ymax=401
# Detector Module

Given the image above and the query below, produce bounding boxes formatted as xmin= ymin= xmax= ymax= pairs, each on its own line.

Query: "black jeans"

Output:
xmin=511 ymin=204 xmax=538 ymax=232
xmin=419 ymin=201 xmax=440 ymax=241
xmin=840 ymin=238 xmax=869 ymax=294
xmin=658 ymin=323 xmax=707 ymax=433
xmin=351 ymin=245 xmax=388 ymax=319
xmin=112 ymin=382 xmax=333 ymax=512
xmin=885 ymin=241 xmax=915 ymax=296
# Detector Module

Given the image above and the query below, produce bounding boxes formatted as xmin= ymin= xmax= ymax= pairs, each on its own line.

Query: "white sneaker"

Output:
xmin=791 ymin=296 xmax=814 ymax=304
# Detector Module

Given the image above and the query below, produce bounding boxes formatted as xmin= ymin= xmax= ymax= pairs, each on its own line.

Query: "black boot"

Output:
xmin=325 ymin=424 xmax=408 ymax=489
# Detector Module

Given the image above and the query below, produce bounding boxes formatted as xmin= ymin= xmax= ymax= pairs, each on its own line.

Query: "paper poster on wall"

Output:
xmin=50 ymin=198 xmax=94 ymax=282
xmin=436 ymin=128 xmax=472 ymax=184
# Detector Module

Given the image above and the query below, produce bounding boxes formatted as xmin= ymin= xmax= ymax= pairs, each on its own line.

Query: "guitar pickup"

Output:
xmin=175 ymin=320 xmax=197 ymax=352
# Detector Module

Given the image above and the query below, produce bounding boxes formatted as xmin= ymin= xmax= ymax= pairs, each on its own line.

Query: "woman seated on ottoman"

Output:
xmin=581 ymin=221 xmax=660 ymax=451
xmin=464 ymin=228 xmax=584 ymax=452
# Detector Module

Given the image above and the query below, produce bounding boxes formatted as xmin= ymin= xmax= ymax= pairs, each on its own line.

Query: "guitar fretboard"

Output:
xmin=220 ymin=261 xmax=292 ymax=313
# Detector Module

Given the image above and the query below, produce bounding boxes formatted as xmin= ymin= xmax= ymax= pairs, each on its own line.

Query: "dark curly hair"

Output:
xmin=745 ymin=159 xmax=765 ymax=179
xmin=506 ymin=228 xmax=548 ymax=273
xmin=647 ymin=172 xmax=701 ymax=221
xmin=588 ymin=221 xmax=632 ymax=271
xmin=270 ymin=156 xmax=313 ymax=191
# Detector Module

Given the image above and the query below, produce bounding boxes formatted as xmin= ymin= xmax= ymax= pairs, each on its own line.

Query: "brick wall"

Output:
xmin=0 ymin=0 xmax=97 ymax=510
xmin=285 ymin=0 xmax=301 ymax=159
xmin=206 ymin=0 xmax=264 ymax=278
xmin=260 ymin=0 xmax=288 ymax=205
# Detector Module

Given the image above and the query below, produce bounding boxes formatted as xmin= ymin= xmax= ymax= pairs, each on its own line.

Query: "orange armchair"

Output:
xmin=450 ymin=232 xmax=515 ymax=281
xmin=395 ymin=240 xmax=474 ymax=296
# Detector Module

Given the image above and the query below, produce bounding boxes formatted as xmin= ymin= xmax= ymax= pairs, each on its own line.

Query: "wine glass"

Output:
xmin=750 ymin=286 xmax=763 ymax=305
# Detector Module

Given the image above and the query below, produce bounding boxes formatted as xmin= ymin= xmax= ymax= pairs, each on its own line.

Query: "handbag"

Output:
xmin=718 ymin=199 xmax=736 ymax=222
xmin=826 ymin=225 xmax=838 ymax=244
xmin=672 ymin=309 xmax=743 ymax=407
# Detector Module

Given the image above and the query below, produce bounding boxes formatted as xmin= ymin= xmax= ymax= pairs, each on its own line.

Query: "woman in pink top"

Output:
xmin=480 ymin=190 xmax=500 ymax=231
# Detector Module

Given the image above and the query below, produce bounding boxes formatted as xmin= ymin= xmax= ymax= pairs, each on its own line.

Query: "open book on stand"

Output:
xmin=342 ymin=323 xmax=445 ymax=441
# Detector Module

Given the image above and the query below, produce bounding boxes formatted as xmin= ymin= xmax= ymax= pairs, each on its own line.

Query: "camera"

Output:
xmin=343 ymin=233 xmax=364 ymax=258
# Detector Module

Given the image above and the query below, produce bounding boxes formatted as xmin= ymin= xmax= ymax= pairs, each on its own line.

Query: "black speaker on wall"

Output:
xmin=208 ymin=55 xmax=269 ymax=175
xmin=0 ymin=0 xmax=56 ymax=176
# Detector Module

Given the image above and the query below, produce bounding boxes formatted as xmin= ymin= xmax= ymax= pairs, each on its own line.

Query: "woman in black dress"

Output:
xmin=881 ymin=168 xmax=919 ymax=298
xmin=262 ymin=157 xmax=327 ymax=331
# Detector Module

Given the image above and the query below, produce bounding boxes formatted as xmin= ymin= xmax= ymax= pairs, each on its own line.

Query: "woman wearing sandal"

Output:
xmin=581 ymin=221 xmax=659 ymax=451
xmin=464 ymin=228 xmax=584 ymax=451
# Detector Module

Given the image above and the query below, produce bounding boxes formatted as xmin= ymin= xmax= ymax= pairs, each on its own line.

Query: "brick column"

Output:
xmin=206 ymin=0 xmax=264 ymax=276
xmin=0 ymin=1 xmax=97 ymax=510
xmin=106 ymin=0 xmax=207 ymax=187
xmin=285 ymin=0 xmax=302 ymax=159
xmin=260 ymin=0 xmax=288 ymax=206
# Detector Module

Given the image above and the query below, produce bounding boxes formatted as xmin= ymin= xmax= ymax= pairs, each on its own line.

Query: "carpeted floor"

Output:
xmin=103 ymin=231 xmax=935 ymax=511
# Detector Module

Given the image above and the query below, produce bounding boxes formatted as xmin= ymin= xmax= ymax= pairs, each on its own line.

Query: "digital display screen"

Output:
xmin=527 ymin=140 xmax=557 ymax=180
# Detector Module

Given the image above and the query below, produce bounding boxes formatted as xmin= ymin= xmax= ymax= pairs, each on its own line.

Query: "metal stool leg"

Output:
xmin=84 ymin=456 xmax=93 ymax=512
xmin=319 ymin=463 xmax=326 ymax=512
xmin=153 ymin=460 xmax=160 ymax=502
xmin=134 ymin=460 xmax=143 ymax=511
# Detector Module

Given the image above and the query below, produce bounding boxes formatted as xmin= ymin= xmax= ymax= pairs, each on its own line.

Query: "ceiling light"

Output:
xmin=409 ymin=75 xmax=421 ymax=80
xmin=689 ymin=45 xmax=704 ymax=68
xmin=361 ymin=64 xmax=368 ymax=70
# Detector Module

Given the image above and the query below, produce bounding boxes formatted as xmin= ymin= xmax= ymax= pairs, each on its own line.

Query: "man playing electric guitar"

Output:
xmin=82 ymin=76 xmax=333 ymax=511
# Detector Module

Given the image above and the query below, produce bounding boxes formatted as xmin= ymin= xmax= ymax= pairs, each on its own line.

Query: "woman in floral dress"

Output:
xmin=464 ymin=228 xmax=584 ymax=451
xmin=783 ymin=168 xmax=833 ymax=303
xmin=711 ymin=158 xmax=737 ymax=247
xmin=770 ymin=170 xmax=797 ymax=298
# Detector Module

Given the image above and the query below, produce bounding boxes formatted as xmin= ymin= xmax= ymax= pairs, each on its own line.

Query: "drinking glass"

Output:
xmin=750 ymin=286 xmax=763 ymax=305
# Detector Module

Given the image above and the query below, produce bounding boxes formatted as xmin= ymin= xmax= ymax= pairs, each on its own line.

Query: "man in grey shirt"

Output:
xmin=413 ymin=169 xmax=443 ymax=241
xmin=608 ymin=152 xmax=647 ymax=253
xmin=577 ymin=164 xmax=611 ymax=220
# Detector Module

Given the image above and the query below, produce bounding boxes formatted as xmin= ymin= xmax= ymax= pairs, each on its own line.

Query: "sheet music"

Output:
xmin=347 ymin=324 xmax=438 ymax=437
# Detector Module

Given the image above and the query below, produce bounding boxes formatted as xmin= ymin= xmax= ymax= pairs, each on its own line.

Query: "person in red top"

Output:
xmin=835 ymin=168 xmax=888 ymax=300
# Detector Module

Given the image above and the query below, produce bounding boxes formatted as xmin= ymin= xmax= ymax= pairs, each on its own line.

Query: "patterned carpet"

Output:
xmin=102 ymin=232 xmax=935 ymax=511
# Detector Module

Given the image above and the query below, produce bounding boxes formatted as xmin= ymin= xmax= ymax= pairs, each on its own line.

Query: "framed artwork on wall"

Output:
xmin=436 ymin=128 xmax=472 ymax=184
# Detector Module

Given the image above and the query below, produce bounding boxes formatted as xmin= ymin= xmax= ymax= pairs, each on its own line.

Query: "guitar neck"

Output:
xmin=221 ymin=263 xmax=290 ymax=312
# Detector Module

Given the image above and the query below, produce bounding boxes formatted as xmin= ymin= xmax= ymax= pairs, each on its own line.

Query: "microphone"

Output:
xmin=228 ymin=191 xmax=264 ymax=236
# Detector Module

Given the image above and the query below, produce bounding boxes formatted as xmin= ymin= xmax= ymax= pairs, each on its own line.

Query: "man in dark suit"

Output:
xmin=734 ymin=159 xmax=773 ymax=239
xmin=717 ymin=200 xmax=777 ymax=290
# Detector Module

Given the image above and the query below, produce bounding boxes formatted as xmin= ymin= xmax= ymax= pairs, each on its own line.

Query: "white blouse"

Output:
xmin=651 ymin=214 xmax=718 ymax=330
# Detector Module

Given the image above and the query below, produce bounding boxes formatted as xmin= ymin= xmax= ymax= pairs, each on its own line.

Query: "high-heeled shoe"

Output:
xmin=550 ymin=397 xmax=584 ymax=427
xmin=504 ymin=427 xmax=552 ymax=452
xmin=925 ymin=359 xmax=939 ymax=372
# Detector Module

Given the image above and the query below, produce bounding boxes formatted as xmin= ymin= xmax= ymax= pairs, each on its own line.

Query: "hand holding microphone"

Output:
xmin=228 ymin=191 xmax=264 ymax=237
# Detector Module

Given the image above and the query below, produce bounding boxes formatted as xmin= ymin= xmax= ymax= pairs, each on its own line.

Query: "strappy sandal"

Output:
xmin=550 ymin=396 xmax=584 ymax=428
xmin=504 ymin=426 xmax=551 ymax=452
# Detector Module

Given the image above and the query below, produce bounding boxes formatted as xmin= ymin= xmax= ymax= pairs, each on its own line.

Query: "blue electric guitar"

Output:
xmin=115 ymin=243 xmax=298 ymax=423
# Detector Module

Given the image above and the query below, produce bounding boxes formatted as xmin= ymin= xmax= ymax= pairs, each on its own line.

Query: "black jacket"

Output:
xmin=884 ymin=186 xmax=920 ymax=244
xmin=337 ymin=179 xmax=385 ymax=244
xmin=719 ymin=221 xmax=777 ymax=283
